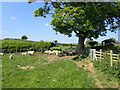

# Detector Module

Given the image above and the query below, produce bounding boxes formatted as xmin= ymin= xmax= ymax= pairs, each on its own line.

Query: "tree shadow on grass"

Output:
xmin=72 ymin=55 xmax=88 ymax=62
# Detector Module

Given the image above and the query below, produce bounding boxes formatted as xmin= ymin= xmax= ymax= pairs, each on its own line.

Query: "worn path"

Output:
xmin=62 ymin=56 xmax=118 ymax=88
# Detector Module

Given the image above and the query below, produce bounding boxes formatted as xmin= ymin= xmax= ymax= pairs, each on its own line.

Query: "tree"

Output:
xmin=86 ymin=38 xmax=93 ymax=45
xmin=54 ymin=40 xmax=58 ymax=44
xmin=29 ymin=1 xmax=120 ymax=55
xmin=21 ymin=35 xmax=28 ymax=40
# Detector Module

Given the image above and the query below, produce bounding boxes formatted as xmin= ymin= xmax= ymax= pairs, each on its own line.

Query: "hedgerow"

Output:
xmin=2 ymin=39 xmax=51 ymax=53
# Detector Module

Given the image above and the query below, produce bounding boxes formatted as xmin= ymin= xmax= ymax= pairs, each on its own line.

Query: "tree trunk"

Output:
xmin=77 ymin=36 xmax=85 ymax=55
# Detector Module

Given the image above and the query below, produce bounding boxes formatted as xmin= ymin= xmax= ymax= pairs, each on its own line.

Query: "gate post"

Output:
xmin=90 ymin=49 xmax=96 ymax=61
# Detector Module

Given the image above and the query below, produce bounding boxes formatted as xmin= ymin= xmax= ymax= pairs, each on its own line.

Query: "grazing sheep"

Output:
xmin=28 ymin=51 xmax=34 ymax=55
xmin=52 ymin=50 xmax=62 ymax=55
xmin=44 ymin=50 xmax=62 ymax=56
xmin=22 ymin=52 xmax=27 ymax=55
xmin=9 ymin=54 xmax=14 ymax=59
xmin=44 ymin=50 xmax=52 ymax=55
xmin=62 ymin=49 xmax=77 ymax=56
xmin=52 ymin=50 xmax=58 ymax=55
xmin=0 ymin=53 xmax=4 ymax=56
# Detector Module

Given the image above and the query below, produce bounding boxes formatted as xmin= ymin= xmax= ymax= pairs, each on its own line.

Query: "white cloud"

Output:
xmin=10 ymin=16 xmax=16 ymax=20
xmin=45 ymin=23 xmax=50 ymax=27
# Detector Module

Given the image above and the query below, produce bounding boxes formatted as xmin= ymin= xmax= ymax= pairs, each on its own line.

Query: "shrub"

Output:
xmin=2 ymin=39 xmax=51 ymax=53
xmin=102 ymin=38 xmax=115 ymax=46
xmin=88 ymin=41 xmax=98 ymax=48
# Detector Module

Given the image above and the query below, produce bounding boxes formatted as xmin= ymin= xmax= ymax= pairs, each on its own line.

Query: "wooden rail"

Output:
xmin=93 ymin=49 xmax=120 ymax=67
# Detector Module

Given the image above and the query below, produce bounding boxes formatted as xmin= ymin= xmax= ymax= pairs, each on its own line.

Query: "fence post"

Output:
xmin=90 ymin=49 xmax=96 ymax=61
xmin=94 ymin=49 xmax=97 ymax=61
xmin=41 ymin=47 xmax=43 ymax=52
xmin=117 ymin=54 xmax=120 ymax=63
xmin=100 ymin=49 xmax=102 ymax=62
xmin=110 ymin=50 xmax=113 ymax=67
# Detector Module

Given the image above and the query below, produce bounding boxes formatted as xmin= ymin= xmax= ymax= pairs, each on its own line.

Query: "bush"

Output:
xmin=88 ymin=41 xmax=98 ymax=47
xmin=2 ymin=39 xmax=51 ymax=53
xmin=102 ymin=38 xmax=115 ymax=46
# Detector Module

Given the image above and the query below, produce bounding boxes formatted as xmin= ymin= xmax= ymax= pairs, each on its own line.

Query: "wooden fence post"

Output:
xmin=118 ymin=54 xmax=120 ymax=63
xmin=94 ymin=49 xmax=97 ymax=61
xmin=100 ymin=49 xmax=102 ymax=62
xmin=110 ymin=50 xmax=113 ymax=67
xmin=41 ymin=47 xmax=43 ymax=52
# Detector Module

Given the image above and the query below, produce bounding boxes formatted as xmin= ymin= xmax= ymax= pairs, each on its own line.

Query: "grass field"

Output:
xmin=1 ymin=52 xmax=119 ymax=88
xmin=2 ymin=53 xmax=97 ymax=88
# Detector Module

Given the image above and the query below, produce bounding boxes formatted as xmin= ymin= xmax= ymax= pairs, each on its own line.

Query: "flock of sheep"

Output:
xmin=0 ymin=49 xmax=77 ymax=59
xmin=0 ymin=51 xmax=35 ymax=59
xmin=0 ymin=50 xmax=62 ymax=59
xmin=44 ymin=49 xmax=76 ymax=56
xmin=44 ymin=50 xmax=62 ymax=56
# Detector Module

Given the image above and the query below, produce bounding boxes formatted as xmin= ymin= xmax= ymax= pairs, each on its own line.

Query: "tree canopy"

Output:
xmin=21 ymin=35 xmax=28 ymax=40
xmin=29 ymin=1 xmax=120 ymax=55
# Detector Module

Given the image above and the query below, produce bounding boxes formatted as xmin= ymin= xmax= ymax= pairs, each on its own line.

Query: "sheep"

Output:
xmin=44 ymin=50 xmax=52 ymax=55
xmin=28 ymin=51 xmax=34 ymax=55
xmin=22 ymin=52 xmax=27 ymax=55
xmin=0 ymin=53 xmax=4 ymax=56
xmin=52 ymin=50 xmax=58 ymax=55
xmin=44 ymin=50 xmax=62 ymax=56
xmin=9 ymin=54 xmax=14 ymax=59
xmin=51 ymin=50 xmax=62 ymax=55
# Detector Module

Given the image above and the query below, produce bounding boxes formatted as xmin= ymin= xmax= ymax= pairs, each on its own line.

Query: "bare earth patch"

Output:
xmin=42 ymin=55 xmax=62 ymax=65
xmin=18 ymin=66 xmax=34 ymax=70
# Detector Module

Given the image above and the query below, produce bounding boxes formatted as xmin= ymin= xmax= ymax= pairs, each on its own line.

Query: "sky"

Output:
xmin=1 ymin=2 xmax=119 ymax=44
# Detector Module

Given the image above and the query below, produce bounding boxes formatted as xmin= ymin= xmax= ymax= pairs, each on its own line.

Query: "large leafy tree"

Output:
xmin=21 ymin=35 xmax=28 ymax=40
xmin=29 ymin=1 xmax=120 ymax=55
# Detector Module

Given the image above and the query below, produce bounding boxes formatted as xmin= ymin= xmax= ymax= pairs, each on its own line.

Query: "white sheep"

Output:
xmin=52 ymin=50 xmax=58 ymax=55
xmin=22 ymin=52 xmax=27 ymax=55
xmin=0 ymin=53 xmax=4 ymax=56
xmin=52 ymin=50 xmax=62 ymax=55
xmin=9 ymin=54 xmax=14 ymax=59
xmin=44 ymin=50 xmax=52 ymax=55
xmin=28 ymin=51 xmax=34 ymax=55
xmin=44 ymin=50 xmax=62 ymax=55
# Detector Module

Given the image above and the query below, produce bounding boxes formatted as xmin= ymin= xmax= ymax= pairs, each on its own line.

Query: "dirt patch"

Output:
xmin=18 ymin=65 xmax=34 ymax=70
xmin=76 ymin=59 xmax=103 ymax=88
xmin=46 ymin=55 xmax=60 ymax=62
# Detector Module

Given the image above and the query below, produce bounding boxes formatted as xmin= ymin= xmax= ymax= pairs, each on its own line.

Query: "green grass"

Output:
xmin=94 ymin=69 xmax=118 ymax=88
xmin=2 ymin=53 xmax=97 ymax=88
